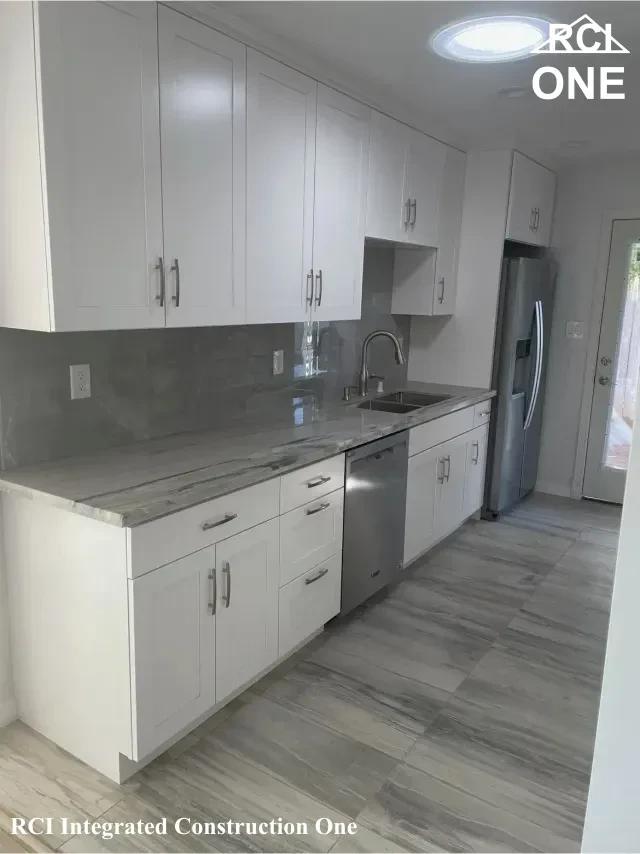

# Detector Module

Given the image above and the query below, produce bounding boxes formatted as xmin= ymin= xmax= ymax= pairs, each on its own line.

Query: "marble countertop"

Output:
xmin=0 ymin=381 xmax=495 ymax=528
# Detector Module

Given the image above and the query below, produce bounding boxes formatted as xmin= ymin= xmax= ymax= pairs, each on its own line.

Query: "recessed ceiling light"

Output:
xmin=431 ymin=16 xmax=552 ymax=63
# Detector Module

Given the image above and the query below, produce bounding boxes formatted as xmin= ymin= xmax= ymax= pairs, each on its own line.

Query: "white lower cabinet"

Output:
xmin=279 ymin=552 xmax=342 ymax=657
xmin=129 ymin=547 xmax=216 ymax=761
xmin=215 ymin=518 xmax=280 ymax=703
xmin=434 ymin=436 xmax=468 ymax=540
xmin=405 ymin=446 xmax=439 ymax=565
xmin=463 ymin=424 xmax=490 ymax=518
xmin=279 ymin=489 xmax=344 ymax=587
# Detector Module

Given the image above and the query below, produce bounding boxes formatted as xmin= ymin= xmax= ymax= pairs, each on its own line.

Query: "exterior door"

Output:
xmin=129 ymin=547 xmax=216 ymax=760
xmin=311 ymin=85 xmax=370 ymax=322
xmin=584 ymin=219 xmax=640 ymax=503
xmin=215 ymin=519 xmax=280 ymax=702
xmin=38 ymin=1 xmax=165 ymax=331
xmin=159 ymin=6 xmax=246 ymax=327
xmin=245 ymin=50 xmax=316 ymax=324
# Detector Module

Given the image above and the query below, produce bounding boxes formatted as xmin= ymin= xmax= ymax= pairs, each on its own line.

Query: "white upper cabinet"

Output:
xmin=245 ymin=51 xmax=317 ymax=324
xmin=366 ymin=111 xmax=408 ymax=243
xmin=505 ymin=152 xmax=556 ymax=247
xmin=36 ymin=1 xmax=165 ymax=331
xmin=405 ymin=131 xmax=446 ymax=248
xmin=433 ymin=147 xmax=466 ymax=315
xmin=159 ymin=7 xmax=246 ymax=328
xmin=311 ymin=86 xmax=370 ymax=322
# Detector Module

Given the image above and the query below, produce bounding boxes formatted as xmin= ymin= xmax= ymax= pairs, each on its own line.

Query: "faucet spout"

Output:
xmin=357 ymin=330 xmax=406 ymax=396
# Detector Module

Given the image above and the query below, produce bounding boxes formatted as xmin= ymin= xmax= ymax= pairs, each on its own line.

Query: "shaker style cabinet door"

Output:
xmin=37 ymin=1 xmax=165 ymax=330
xmin=129 ymin=547 xmax=216 ymax=760
xmin=463 ymin=424 xmax=489 ymax=518
xmin=434 ymin=437 xmax=467 ymax=540
xmin=245 ymin=50 xmax=317 ymax=324
xmin=214 ymin=518 xmax=280 ymax=702
xmin=433 ymin=147 xmax=466 ymax=315
xmin=159 ymin=6 xmax=246 ymax=327
xmin=365 ymin=110 xmax=409 ymax=243
xmin=404 ymin=446 xmax=439 ymax=565
xmin=405 ymin=131 xmax=446 ymax=248
xmin=505 ymin=152 xmax=556 ymax=247
xmin=311 ymin=86 xmax=370 ymax=322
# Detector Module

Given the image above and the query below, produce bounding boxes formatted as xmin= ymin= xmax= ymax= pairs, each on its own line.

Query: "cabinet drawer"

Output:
xmin=280 ymin=455 xmax=345 ymax=514
xmin=280 ymin=488 xmax=344 ymax=587
xmin=409 ymin=407 xmax=475 ymax=457
xmin=473 ymin=401 xmax=493 ymax=426
xmin=279 ymin=552 xmax=342 ymax=657
xmin=128 ymin=479 xmax=280 ymax=577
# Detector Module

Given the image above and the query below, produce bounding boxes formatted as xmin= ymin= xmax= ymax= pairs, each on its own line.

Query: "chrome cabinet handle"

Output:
xmin=305 ymin=567 xmax=329 ymax=586
xmin=201 ymin=513 xmax=237 ymax=531
xmin=529 ymin=208 xmax=536 ymax=230
xmin=445 ymin=455 xmax=451 ymax=482
xmin=306 ymin=270 xmax=314 ymax=307
xmin=222 ymin=560 xmax=231 ymax=608
xmin=315 ymin=270 xmax=323 ymax=306
xmin=477 ymin=410 xmax=491 ymax=417
xmin=305 ymin=501 xmax=330 ymax=516
xmin=208 ymin=570 xmax=216 ymax=616
xmin=410 ymin=198 xmax=417 ymax=227
xmin=472 ymin=441 xmax=479 ymax=465
xmin=437 ymin=458 xmax=445 ymax=484
xmin=404 ymin=198 xmax=411 ymax=227
xmin=171 ymin=258 xmax=180 ymax=306
xmin=155 ymin=257 xmax=165 ymax=307
xmin=307 ymin=475 xmax=331 ymax=488
xmin=437 ymin=277 xmax=445 ymax=304
xmin=535 ymin=208 xmax=540 ymax=231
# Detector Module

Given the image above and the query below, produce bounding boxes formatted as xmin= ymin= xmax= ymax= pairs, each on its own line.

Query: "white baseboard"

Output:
xmin=0 ymin=697 xmax=17 ymax=727
xmin=535 ymin=481 xmax=573 ymax=498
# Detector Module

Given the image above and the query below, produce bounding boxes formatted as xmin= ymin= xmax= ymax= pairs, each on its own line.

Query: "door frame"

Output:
xmin=572 ymin=208 xmax=640 ymax=500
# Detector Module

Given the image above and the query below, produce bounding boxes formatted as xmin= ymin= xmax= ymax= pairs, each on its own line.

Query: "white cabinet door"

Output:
xmin=215 ymin=518 xmax=280 ymax=702
xmin=365 ymin=111 xmax=408 ymax=242
xmin=404 ymin=445 xmax=439 ymax=565
xmin=464 ymin=424 xmax=490 ymax=518
xmin=433 ymin=147 xmax=466 ymax=315
xmin=312 ymin=86 xmax=370 ymax=322
xmin=435 ymin=437 xmax=467 ymax=540
xmin=159 ymin=7 xmax=246 ymax=328
xmin=129 ymin=547 xmax=216 ymax=760
xmin=405 ymin=131 xmax=446 ymax=248
xmin=37 ymin=2 xmax=165 ymax=331
xmin=246 ymin=50 xmax=316 ymax=324
xmin=279 ymin=552 xmax=342 ymax=658
xmin=506 ymin=152 xmax=556 ymax=247
xmin=280 ymin=489 xmax=344 ymax=587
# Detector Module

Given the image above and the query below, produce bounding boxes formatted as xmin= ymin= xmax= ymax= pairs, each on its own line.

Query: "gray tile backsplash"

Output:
xmin=0 ymin=245 xmax=410 ymax=469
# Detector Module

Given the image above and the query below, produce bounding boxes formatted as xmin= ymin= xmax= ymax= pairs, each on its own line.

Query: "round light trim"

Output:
xmin=431 ymin=16 xmax=551 ymax=63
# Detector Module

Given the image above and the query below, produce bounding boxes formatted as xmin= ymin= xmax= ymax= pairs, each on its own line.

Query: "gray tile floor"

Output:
xmin=0 ymin=493 xmax=621 ymax=854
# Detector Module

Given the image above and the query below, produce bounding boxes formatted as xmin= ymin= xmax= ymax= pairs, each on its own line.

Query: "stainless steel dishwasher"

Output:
xmin=341 ymin=431 xmax=409 ymax=616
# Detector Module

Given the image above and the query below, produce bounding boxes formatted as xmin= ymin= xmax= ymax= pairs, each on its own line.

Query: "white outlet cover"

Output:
xmin=566 ymin=321 xmax=585 ymax=339
xmin=70 ymin=364 xmax=91 ymax=399
xmin=272 ymin=350 xmax=284 ymax=376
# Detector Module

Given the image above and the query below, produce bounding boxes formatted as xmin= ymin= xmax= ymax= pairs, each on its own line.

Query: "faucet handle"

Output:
xmin=343 ymin=385 xmax=358 ymax=402
xmin=369 ymin=375 xmax=385 ymax=393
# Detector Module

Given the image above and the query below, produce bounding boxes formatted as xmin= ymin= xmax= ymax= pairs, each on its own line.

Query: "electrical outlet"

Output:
xmin=70 ymin=364 xmax=91 ymax=399
xmin=272 ymin=350 xmax=284 ymax=376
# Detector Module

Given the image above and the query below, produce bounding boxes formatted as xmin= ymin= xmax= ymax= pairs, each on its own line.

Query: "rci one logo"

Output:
xmin=531 ymin=15 xmax=629 ymax=101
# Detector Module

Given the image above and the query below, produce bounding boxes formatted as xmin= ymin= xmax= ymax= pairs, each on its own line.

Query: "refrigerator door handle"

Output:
xmin=524 ymin=300 xmax=544 ymax=431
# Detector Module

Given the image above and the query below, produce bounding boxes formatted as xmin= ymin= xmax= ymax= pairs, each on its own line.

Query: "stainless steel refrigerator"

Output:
xmin=483 ymin=257 xmax=555 ymax=519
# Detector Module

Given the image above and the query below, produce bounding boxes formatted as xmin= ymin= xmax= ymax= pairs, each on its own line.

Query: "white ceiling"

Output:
xmin=209 ymin=1 xmax=640 ymax=165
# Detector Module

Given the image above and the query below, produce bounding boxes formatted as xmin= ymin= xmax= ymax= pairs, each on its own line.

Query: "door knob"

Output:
xmin=600 ymin=356 xmax=612 ymax=366
xmin=598 ymin=376 xmax=612 ymax=386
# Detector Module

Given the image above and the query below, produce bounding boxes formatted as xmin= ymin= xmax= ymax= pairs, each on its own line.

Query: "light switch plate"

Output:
xmin=272 ymin=350 xmax=284 ymax=376
xmin=566 ymin=321 xmax=585 ymax=339
xmin=70 ymin=364 xmax=91 ymax=399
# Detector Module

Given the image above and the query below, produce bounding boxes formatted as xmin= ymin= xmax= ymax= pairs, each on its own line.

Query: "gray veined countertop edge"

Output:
xmin=0 ymin=382 xmax=496 ymax=529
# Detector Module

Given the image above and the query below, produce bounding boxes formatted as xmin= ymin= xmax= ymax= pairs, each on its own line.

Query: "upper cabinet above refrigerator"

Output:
xmin=505 ymin=152 xmax=556 ymax=248
xmin=365 ymin=110 xmax=446 ymax=248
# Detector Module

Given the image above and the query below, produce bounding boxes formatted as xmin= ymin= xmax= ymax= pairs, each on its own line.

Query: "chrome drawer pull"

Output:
xmin=222 ymin=560 xmax=231 ymax=608
xmin=201 ymin=513 xmax=237 ymax=531
xmin=305 ymin=502 xmax=330 ymax=516
xmin=208 ymin=570 xmax=216 ymax=616
xmin=305 ymin=567 xmax=329 ymax=585
xmin=307 ymin=475 xmax=331 ymax=488
xmin=477 ymin=410 xmax=491 ymax=417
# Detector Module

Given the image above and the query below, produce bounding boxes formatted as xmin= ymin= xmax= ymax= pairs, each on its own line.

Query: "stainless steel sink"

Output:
xmin=378 ymin=391 xmax=453 ymax=407
xmin=357 ymin=399 xmax=421 ymax=414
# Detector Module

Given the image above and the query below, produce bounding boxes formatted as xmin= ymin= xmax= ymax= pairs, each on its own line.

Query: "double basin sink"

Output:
xmin=355 ymin=390 xmax=452 ymax=414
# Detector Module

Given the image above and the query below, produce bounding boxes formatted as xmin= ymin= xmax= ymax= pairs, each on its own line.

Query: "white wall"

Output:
xmin=0 ymin=506 xmax=15 ymax=726
xmin=581 ymin=371 xmax=640 ymax=851
xmin=408 ymin=150 xmax=512 ymax=389
xmin=537 ymin=154 xmax=640 ymax=497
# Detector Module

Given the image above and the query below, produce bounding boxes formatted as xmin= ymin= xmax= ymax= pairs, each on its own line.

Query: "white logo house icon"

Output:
xmin=531 ymin=15 xmax=628 ymax=100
